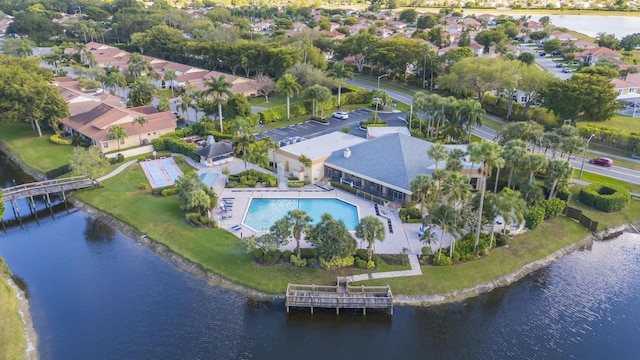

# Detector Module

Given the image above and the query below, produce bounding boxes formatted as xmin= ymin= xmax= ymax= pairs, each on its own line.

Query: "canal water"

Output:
xmin=2 ymin=152 xmax=640 ymax=359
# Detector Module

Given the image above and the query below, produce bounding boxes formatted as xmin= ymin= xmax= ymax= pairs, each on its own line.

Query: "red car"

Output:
xmin=590 ymin=157 xmax=613 ymax=167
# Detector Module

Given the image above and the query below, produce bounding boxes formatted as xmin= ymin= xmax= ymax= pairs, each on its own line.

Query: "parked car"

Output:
xmin=331 ymin=111 xmax=349 ymax=120
xmin=556 ymin=63 xmax=564 ymax=68
xmin=562 ymin=67 xmax=572 ymax=73
xmin=551 ymin=50 xmax=561 ymax=56
xmin=590 ymin=157 xmax=613 ymax=167
xmin=539 ymin=52 xmax=546 ymax=57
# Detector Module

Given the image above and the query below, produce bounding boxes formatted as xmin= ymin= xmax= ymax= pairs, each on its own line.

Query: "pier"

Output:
xmin=285 ymin=279 xmax=393 ymax=315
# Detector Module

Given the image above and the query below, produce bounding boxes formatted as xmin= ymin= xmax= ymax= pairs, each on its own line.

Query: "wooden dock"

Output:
xmin=285 ymin=279 xmax=393 ymax=315
xmin=2 ymin=176 xmax=96 ymax=202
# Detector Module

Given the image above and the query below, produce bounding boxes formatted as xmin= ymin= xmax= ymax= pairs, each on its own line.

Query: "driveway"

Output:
xmin=519 ymin=44 xmax=572 ymax=80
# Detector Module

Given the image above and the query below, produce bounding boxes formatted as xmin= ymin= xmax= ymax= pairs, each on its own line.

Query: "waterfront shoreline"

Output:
xmin=4 ymin=275 xmax=38 ymax=360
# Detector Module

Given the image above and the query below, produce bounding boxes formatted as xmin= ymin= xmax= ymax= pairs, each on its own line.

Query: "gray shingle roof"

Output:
xmin=325 ymin=133 xmax=468 ymax=193
xmin=196 ymin=141 xmax=233 ymax=159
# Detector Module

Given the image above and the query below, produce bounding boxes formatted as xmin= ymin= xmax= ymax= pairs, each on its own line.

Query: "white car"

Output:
xmin=331 ymin=111 xmax=349 ymax=120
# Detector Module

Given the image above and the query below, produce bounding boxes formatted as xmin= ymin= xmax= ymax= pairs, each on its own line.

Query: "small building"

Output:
xmin=195 ymin=137 xmax=233 ymax=166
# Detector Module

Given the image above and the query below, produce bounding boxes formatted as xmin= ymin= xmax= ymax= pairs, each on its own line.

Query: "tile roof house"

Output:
xmin=322 ymin=133 xmax=479 ymax=204
xmin=57 ymin=79 xmax=177 ymax=152
xmin=612 ymin=73 xmax=640 ymax=117
xmin=577 ymin=46 xmax=622 ymax=66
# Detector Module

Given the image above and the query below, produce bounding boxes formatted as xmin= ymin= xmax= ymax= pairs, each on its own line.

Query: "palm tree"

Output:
xmin=427 ymin=143 xmax=448 ymax=171
xmin=458 ymin=99 xmax=485 ymax=142
xmin=412 ymin=92 xmax=429 ymax=132
xmin=502 ymin=140 xmax=528 ymax=189
xmin=276 ymin=74 xmax=300 ymax=121
xmin=164 ymin=69 xmax=177 ymax=97
xmin=199 ymin=115 xmax=214 ymax=133
xmin=108 ymin=125 xmax=128 ymax=150
xmin=105 ymin=70 xmax=127 ymax=97
xmin=132 ymin=116 xmax=148 ymax=145
xmin=355 ymin=216 xmax=386 ymax=261
xmin=262 ymin=136 xmax=280 ymax=171
xmin=522 ymin=153 xmax=548 ymax=185
xmin=179 ymin=93 xmax=193 ymax=123
xmin=202 ymin=75 xmax=233 ymax=132
xmin=278 ymin=210 xmax=313 ymax=259
xmin=244 ymin=144 xmax=269 ymax=169
xmin=468 ymin=141 xmax=505 ymax=253
xmin=327 ymin=61 xmax=353 ymax=109
xmin=546 ymin=159 xmax=573 ymax=200
xmin=303 ymin=85 xmax=331 ymax=119
xmin=372 ymin=89 xmax=389 ymax=121
xmin=491 ymin=188 xmax=527 ymax=248
xmin=411 ymin=174 xmax=436 ymax=216
xmin=299 ymin=154 xmax=312 ymax=181
xmin=428 ymin=204 xmax=459 ymax=260
xmin=233 ymin=134 xmax=255 ymax=168
xmin=441 ymin=172 xmax=472 ymax=256
xmin=424 ymin=94 xmax=441 ymax=138
xmin=127 ymin=53 xmax=146 ymax=80
xmin=446 ymin=148 xmax=466 ymax=173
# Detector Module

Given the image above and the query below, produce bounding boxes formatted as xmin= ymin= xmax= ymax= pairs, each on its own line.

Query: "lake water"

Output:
xmin=541 ymin=14 xmax=639 ymax=38
xmin=2 ymin=155 xmax=640 ymax=359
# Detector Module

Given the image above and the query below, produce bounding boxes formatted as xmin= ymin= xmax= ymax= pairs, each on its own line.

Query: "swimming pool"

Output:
xmin=244 ymin=198 xmax=359 ymax=231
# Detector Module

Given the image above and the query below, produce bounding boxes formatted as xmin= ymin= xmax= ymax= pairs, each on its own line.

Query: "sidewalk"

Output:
xmin=345 ymin=254 xmax=423 ymax=282
xmin=97 ymin=159 xmax=138 ymax=182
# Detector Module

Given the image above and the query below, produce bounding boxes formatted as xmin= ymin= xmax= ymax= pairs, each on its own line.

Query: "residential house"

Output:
xmin=548 ymin=30 xmax=578 ymax=42
xmin=577 ymin=46 xmax=622 ymax=66
xmin=612 ymin=73 xmax=640 ymax=117
xmin=195 ymin=137 xmax=234 ymax=166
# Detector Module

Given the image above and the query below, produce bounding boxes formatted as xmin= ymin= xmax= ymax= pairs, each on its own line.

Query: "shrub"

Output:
xmin=542 ymin=198 xmax=566 ymax=219
xmin=495 ymin=233 xmax=510 ymax=247
xmin=421 ymin=246 xmax=432 ymax=256
xmin=287 ymin=180 xmax=305 ymax=188
xmin=525 ymin=205 xmax=545 ymax=229
xmin=282 ymin=250 xmax=293 ymax=261
xmin=579 ymin=183 xmax=631 ymax=213
xmin=49 ymin=133 xmax=72 ymax=145
xmin=432 ymin=254 xmax=452 ymax=266
xmin=399 ymin=207 xmax=422 ymax=222
xmin=116 ymin=153 xmax=124 ymax=163
xmin=299 ymin=248 xmax=317 ymax=259
xmin=138 ymin=182 xmax=150 ymax=190
xmin=260 ymin=249 xmax=281 ymax=264
xmin=161 ymin=187 xmax=178 ymax=196
xmin=320 ymin=255 xmax=355 ymax=269
xmin=290 ymin=254 xmax=307 ymax=267
xmin=355 ymin=258 xmax=367 ymax=269
xmin=185 ymin=212 xmax=216 ymax=228
xmin=355 ymin=249 xmax=368 ymax=261
xmin=138 ymin=156 xmax=148 ymax=162
xmin=308 ymin=258 xmax=318 ymax=267
xmin=367 ymin=260 xmax=375 ymax=269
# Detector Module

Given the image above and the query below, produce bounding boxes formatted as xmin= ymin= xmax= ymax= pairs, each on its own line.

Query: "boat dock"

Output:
xmin=285 ymin=278 xmax=393 ymax=315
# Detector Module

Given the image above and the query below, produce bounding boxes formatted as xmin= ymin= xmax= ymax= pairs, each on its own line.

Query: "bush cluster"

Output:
xmin=432 ymin=254 xmax=452 ymax=266
xmin=482 ymin=94 xmax=559 ymax=129
xmin=185 ymin=213 xmax=216 ymax=228
xmin=161 ymin=187 xmax=178 ymax=196
xmin=251 ymin=249 xmax=282 ymax=265
xmin=578 ymin=125 xmax=640 ymax=152
xmin=151 ymin=135 xmax=199 ymax=160
xmin=49 ymin=133 xmax=72 ymax=145
xmin=259 ymin=102 xmax=308 ymax=123
xmin=319 ymin=255 xmax=355 ymax=269
xmin=399 ymin=206 xmax=422 ymax=222
xmin=495 ymin=233 xmax=510 ymax=247
xmin=287 ymin=180 xmax=306 ymax=188
xmin=289 ymin=254 xmax=307 ymax=267
xmin=525 ymin=205 xmax=545 ymax=229
xmin=579 ymin=183 xmax=631 ymax=212
xmin=541 ymin=198 xmax=566 ymax=219
xmin=227 ymin=169 xmax=277 ymax=188
xmin=138 ymin=182 xmax=150 ymax=190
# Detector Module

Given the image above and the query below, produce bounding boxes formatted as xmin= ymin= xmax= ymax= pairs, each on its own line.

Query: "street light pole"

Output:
xmin=377 ymin=73 xmax=388 ymax=90
xmin=579 ymin=134 xmax=596 ymax=180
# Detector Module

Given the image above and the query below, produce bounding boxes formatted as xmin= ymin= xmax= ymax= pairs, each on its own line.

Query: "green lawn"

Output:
xmin=359 ymin=217 xmax=589 ymax=295
xmin=0 ymin=259 xmax=26 ymax=360
xmin=573 ymin=169 xmax=640 ymax=194
xmin=248 ymin=94 xmax=290 ymax=108
xmin=0 ymin=123 xmax=74 ymax=173
xmin=354 ymin=77 xmax=417 ymax=99
xmin=568 ymin=185 xmax=640 ymax=231
xmin=481 ymin=116 xmax=506 ymax=131
xmin=578 ymin=114 xmax=640 ymax=134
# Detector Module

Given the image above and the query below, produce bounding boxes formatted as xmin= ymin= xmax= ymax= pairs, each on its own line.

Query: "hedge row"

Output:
xmin=49 ymin=133 xmax=72 ymax=145
xmin=578 ymin=125 xmax=640 ymax=152
xmin=482 ymin=94 xmax=559 ymax=129
xmin=151 ymin=135 xmax=198 ymax=160
xmin=579 ymin=183 xmax=631 ymax=212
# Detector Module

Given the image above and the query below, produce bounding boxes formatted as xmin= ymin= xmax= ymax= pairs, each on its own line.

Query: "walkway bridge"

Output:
xmin=2 ymin=176 xmax=97 ymax=202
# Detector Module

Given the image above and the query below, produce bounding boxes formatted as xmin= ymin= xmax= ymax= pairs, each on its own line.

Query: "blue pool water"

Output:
xmin=244 ymin=198 xmax=359 ymax=231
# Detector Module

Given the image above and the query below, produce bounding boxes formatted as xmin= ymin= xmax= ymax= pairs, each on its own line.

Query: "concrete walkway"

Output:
xmin=97 ymin=159 xmax=138 ymax=182
xmin=346 ymin=254 xmax=423 ymax=282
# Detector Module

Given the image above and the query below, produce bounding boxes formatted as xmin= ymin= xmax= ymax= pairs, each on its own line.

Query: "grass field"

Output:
xmin=248 ymin=94 xmax=290 ymax=108
xmin=578 ymin=114 xmax=640 ymax=134
xmin=574 ymin=169 xmax=640 ymax=194
xmin=568 ymin=185 xmax=640 ymax=231
xmin=0 ymin=123 xmax=74 ymax=173
xmin=0 ymin=259 xmax=26 ymax=360
xmin=360 ymin=217 xmax=589 ymax=295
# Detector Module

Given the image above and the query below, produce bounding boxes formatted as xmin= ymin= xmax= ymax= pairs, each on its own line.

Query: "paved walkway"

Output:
xmin=346 ymin=254 xmax=423 ymax=282
xmin=97 ymin=159 xmax=138 ymax=182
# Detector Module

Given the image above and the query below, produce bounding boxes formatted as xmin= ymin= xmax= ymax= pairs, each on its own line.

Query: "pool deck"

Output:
xmin=190 ymin=157 xmax=453 ymax=256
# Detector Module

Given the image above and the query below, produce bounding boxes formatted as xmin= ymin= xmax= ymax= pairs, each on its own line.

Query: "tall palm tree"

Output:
xmin=412 ymin=92 xmax=429 ymax=132
xmin=303 ymin=85 xmax=331 ymax=119
xmin=355 ymin=216 xmax=386 ymax=261
xmin=490 ymin=188 xmax=527 ymax=248
xmin=274 ymin=209 xmax=313 ymax=259
xmin=441 ymin=172 xmax=472 ymax=256
xmin=446 ymin=148 xmax=466 ymax=173
xmin=546 ymin=159 xmax=573 ymax=200
xmin=202 ymin=75 xmax=233 ymax=132
xmin=372 ymin=89 xmax=389 ymax=121
xmin=327 ymin=61 xmax=353 ymax=109
xmin=424 ymin=94 xmax=441 ymax=138
xmin=179 ymin=93 xmax=193 ymax=123
xmin=108 ymin=125 xmax=128 ymax=150
xmin=262 ymin=136 xmax=280 ymax=171
xmin=427 ymin=143 xmax=448 ymax=171
xmin=127 ymin=53 xmax=146 ymax=80
xmin=502 ymin=139 xmax=528 ymax=189
xmin=132 ymin=116 xmax=148 ymax=145
xmin=232 ymin=134 xmax=255 ymax=168
xmin=522 ymin=153 xmax=548 ymax=185
xmin=428 ymin=204 xmax=459 ymax=261
xmin=105 ymin=70 xmax=127 ymax=97
xmin=458 ymin=99 xmax=485 ymax=142
xmin=469 ymin=141 xmax=505 ymax=253
xmin=244 ymin=144 xmax=269 ymax=169
xmin=199 ymin=115 xmax=214 ymax=133
xmin=299 ymin=154 xmax=312 ymax=180
xmin=276 ymin=74 xmax=300 ymax=121
xmin=164 ymin=69 xmax=177 ymax=97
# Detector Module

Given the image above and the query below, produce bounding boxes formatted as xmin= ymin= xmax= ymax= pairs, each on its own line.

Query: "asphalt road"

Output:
xmin=519 ymin=44 xmax=572 ymax=80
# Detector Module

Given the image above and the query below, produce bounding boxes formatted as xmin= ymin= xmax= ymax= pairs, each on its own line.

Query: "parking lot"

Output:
xmin=255 ymin=108 xmax=408 ymax=142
